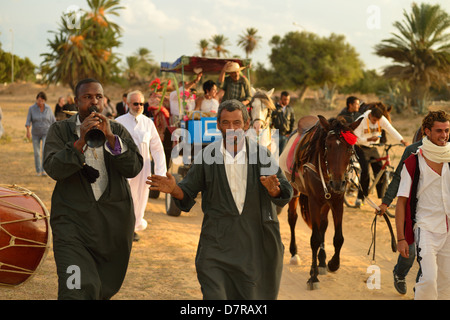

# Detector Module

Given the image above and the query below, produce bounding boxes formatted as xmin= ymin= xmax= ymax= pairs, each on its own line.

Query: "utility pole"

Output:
xmin=10 ymin=29 xmax=14 ymax=83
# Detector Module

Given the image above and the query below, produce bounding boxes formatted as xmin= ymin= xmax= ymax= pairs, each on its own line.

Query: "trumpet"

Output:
xmin=85 ymin=106 xmax=106 ymax=148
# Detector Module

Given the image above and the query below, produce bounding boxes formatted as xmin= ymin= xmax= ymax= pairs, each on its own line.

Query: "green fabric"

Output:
xmin=220 ymin=76 xmax=252 ymax=103
xmin=174 ymin=139 xmax=293 ymax=299
xmin=43 ymin=115 xmax=143 ymax=299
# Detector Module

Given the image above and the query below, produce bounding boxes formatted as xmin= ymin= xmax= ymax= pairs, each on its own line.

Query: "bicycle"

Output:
xmin=344 ymin=143 xmax=402 ymax=216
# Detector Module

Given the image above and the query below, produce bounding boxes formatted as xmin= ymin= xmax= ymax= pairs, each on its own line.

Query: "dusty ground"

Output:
xmin=0 ymin=82 xmax=439 ymax=301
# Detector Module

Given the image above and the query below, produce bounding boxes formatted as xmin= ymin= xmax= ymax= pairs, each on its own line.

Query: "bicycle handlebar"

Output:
xmin=370 ymin=143 xmax=404 ymax=152
xmin=370 ymin=143 xmax=403 ymax=147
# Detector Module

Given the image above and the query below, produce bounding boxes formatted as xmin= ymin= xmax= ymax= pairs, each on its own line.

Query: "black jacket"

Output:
xmin=271 ymin=103 xmax=295 ymax=136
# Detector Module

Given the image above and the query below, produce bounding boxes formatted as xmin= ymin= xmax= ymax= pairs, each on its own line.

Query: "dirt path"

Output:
xmin=0 ymin=83 xmax=425 ymax=300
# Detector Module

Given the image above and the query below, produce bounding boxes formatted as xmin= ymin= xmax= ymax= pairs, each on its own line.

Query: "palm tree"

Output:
xmin=210 ymin=34 xmax=230 ymax=58
xmin=86 ymin=0 xmax=123 ymax=33
xmin=124 ymin=56 xmax=140 ymax=82
xmin=198 ymin=39 xmax=209 ymax=57
xmin=40 ymin=0 xmax=124 ymax=92
xmin=237 ymin=27 xmax=262 ymax=58
xmin=374 ymin=3 xmax=450 ymax=113
xmin=135 ymin=47 xmax=153 ymax=64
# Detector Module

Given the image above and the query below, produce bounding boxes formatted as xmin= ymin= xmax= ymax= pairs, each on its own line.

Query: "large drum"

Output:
xmin=0 ymin=185 xmax=50 ymax=287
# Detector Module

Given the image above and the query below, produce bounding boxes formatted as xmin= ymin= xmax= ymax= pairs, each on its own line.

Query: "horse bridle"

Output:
xmin=248 ymin=101 xmax=272 ymax=130
xmin=317 ymin=129 xmax=355 ymax=199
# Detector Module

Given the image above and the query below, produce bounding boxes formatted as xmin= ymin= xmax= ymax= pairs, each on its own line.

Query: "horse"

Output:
xmin=280 ymin=115 xmax=363 ymax=290
xmin=247 ymin=87 xmax=276 ymax=150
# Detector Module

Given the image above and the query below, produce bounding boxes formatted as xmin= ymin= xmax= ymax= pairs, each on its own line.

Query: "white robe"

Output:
xmin=116 ymin=113 xmax=167 ymax=231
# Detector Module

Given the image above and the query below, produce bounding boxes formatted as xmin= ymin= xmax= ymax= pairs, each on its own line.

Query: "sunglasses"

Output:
xmin=132 ymin=102 xmax=145 ymax=106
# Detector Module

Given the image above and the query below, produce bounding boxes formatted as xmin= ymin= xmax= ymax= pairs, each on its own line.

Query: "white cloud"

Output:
xmin=121 ymin=0 xmax=181 ymax=33
xmin=186 ymin=16 xmax=218 ymax=42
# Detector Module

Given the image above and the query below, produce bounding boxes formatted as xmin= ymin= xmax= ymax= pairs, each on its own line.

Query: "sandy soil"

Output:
xmin=0 ymin=82 xmax=433 ymax=301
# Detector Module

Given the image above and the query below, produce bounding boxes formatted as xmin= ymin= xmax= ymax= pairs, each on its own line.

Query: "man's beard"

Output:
xmin=129 ymin=108 xmax=143 ymax=117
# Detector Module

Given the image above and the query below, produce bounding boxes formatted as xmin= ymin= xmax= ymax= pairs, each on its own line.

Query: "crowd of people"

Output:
xmin=19 ymin=67 xmax=450 ymax=300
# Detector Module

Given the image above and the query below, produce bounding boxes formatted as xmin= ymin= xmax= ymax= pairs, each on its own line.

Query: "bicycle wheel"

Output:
xmin=344 ymin=158 xmax=362 ymax=208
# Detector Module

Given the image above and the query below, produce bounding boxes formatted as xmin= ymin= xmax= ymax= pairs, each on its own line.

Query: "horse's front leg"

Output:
xmin=287 ymin=189 xmax=300 ymax=265
xmin=307 ymin=224 xmax=322 ymax=290
xmin=328 ymin=201 xmax=344 ymax=272
xmin=318 ymin=204 xmax=330 ymax=275
xmin=307 ymin=202 xmax=323 ymax=290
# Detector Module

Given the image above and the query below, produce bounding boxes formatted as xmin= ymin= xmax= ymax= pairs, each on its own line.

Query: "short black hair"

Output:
xmin=370 ymin=106 xmax=383 ymax=119
xmin=346 ymin=96 xmax=359 ymax=107
xmin=203 ymin=80 xmax=216 ymax=93
xmin=217 ymin=99 xmax=249 ymax=124
xmin=36 ymin=91 xmax=47 ymax=101
xmin=281 ymin=91 xmax=289 ymax=97
xmin=75 ymin=78 xmax=101 ymax=98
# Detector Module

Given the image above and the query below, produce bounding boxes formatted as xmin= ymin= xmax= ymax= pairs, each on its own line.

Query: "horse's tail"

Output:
xmin=299 ymin=194 xmax=312 ymax=229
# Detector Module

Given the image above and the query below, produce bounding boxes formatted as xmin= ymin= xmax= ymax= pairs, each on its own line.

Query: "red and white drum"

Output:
xmin=0 ymin=185 xmax=50 ymax=287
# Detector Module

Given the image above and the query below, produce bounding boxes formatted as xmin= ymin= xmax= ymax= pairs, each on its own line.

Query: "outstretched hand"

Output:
xmin=260 ymin=175 xmax=281 ymax=197
xmin=146 ymin=172 xmax=176 ymax=194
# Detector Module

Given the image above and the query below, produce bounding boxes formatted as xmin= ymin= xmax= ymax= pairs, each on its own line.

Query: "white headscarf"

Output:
xmin=419 ymin=136 xmax=450 ymax=163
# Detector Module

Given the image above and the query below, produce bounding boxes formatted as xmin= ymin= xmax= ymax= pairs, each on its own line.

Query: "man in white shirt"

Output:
xmin=396 ymin=110 xmax=450 ymax=300
xmin=353 ymin=106 xmax=408 ymax=206
xmin=116 ymin=90 xmax=167 ymax=240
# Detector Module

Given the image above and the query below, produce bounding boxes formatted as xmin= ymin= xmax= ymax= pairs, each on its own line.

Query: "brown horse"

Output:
xmin=280 ymin=115 xmax=362 ymax=290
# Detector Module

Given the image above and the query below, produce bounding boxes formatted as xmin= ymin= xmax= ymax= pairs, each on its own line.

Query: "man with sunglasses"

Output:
xmin=116 ymin=91 xmax=167 ymax=241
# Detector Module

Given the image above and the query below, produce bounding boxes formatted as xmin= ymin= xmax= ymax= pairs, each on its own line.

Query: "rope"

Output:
xmin=0 ymin=185 xmax=51 ymax=283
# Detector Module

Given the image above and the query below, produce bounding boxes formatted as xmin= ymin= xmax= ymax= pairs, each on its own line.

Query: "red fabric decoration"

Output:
xmin=341 ymin=131 xmax=357 ymax=145
xmin=148 ymin=105 xmax=170 ymax=119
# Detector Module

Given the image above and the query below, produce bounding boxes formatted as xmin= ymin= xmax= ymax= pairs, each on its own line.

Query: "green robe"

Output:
xmin=174 ymin=138 xmax=293 ymax=300
xmin=43 ymin=115 xmax=143 ymax=300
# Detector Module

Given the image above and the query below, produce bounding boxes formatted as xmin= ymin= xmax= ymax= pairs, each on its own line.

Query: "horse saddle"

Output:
xmin=280 ymin=118 xmax=319 ymax=192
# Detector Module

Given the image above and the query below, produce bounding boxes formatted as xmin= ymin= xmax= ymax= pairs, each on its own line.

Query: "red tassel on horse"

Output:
xmin=341 ymin=131 xmax=357 ymax=145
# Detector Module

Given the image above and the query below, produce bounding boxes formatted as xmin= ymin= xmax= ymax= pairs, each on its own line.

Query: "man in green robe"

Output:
xmin=147 ymin=100 xmax=293 ymax=299
xmin=43 ymin=79 xmax=143 ymax=299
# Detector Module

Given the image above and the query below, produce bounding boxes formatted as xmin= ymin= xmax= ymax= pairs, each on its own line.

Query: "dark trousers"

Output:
xmin=357 ymin=146 xmax=386 ymax=199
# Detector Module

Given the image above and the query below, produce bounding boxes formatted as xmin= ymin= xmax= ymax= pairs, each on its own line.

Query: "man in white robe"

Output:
xmin=116 ymin=90 xmax=166 ymax=239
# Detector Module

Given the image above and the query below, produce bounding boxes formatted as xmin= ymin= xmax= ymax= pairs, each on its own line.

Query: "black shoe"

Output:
xmin=133 ymin=232 xmax=140 ymax=242
xmin=393 ymin=272 xmax=407 ymax=294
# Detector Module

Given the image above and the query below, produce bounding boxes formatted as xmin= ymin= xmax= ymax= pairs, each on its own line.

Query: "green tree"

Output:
xmin=198 ymin=39 xmax=209 ymax=57
xmin=123 ymin=48 xmax=158 ymax=84
xmin=263 ymin=31 xmax=363 ymax=101
xmin=237 ymin=27 xmax=262 ymax=58
xmin=0 ymin=42 xmax=36 ymax=83
xmin=210 ymin=34 xmax=230 ymax=58
xmin=40 ymin=0 xmax=124 ymax=92
xmin=374 ymin=2 xmax=450 ymax=114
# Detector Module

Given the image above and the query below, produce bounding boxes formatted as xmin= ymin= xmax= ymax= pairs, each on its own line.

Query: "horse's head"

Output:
xmin=318 ymin=115 xmax=362 ymax=194
xmin=249 ymin=87 xmax=275 ymax=135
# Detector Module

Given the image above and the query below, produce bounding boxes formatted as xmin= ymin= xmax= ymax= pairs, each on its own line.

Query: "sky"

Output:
xmin=1 ymin=0 xmax=450 ymax=75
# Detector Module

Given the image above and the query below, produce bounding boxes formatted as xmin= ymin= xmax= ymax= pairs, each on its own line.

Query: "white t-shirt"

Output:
xmin=397 ymin=151 xmax=450 ymax=234
xmin=354 ymin=110 xmax=404 ymax=147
